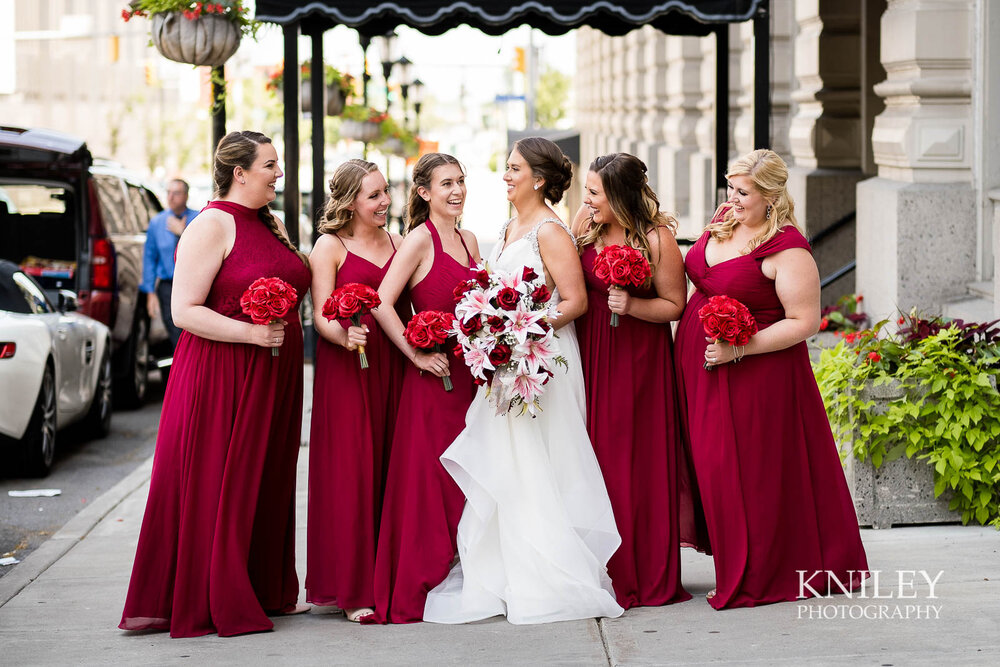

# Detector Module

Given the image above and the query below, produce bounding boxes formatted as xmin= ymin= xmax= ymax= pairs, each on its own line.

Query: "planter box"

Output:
xmin=841 ymin=379 xmax=957 ymax=529
xmin=151 ymin=13 xmax=240 ymax=67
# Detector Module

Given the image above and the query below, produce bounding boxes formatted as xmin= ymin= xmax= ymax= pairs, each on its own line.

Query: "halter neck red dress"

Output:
xmin=365 ymin=219 xmax=478 ymax=624
xmin=674 ymin=223 xmax=868 ymax=610
xmin=306 ymin=232 xmax=407 ymax=611
xmin=576 ymin=242 xmax=692 ymax=609
xmin=119 ymin=200 xmax=312 ymax=637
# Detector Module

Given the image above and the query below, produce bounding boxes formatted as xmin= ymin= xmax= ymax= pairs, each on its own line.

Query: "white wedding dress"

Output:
xmin=423 ymin=218 xmax=624 ymax=625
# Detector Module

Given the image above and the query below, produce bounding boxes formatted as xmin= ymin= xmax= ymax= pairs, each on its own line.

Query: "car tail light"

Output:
xmin=92 ymin=237 xmax=113 ymax=289
xmin=0 ymin=342 xmax=15 ymax=359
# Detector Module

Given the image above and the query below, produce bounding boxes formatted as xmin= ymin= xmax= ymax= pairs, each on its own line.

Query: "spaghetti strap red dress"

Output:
xmin=306 ymin=232 xmax=406 ymax=610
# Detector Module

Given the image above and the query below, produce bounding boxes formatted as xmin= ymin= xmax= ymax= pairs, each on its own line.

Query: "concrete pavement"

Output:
xmin=1 ymin=366 xmax=999 ymax=665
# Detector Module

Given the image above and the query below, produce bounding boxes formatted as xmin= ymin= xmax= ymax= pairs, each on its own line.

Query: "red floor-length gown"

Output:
xmin=306 ymin=232 xmax=406 ymax=610
xmin=674 ymin=223 xmax=868 ymax=610
xmin=119 ymin=201 xmax=312 ymax=637
xmin=576 ymin=243 xmax=692 ymax=609
xmin=364 ymin=219 xmax=478 ymax=624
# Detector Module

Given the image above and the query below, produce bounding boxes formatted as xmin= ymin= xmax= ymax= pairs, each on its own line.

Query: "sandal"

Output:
xmin=706 ymin=589 xmax=716 ymax=600
xmin=281 ymin=603 xmax=312 ymax=615
xmin=345 ymin=607 xmax=375 ymax=623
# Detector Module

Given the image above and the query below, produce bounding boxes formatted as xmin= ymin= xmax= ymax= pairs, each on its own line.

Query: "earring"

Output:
xmin=765 ymin=204 xmax=772 ymax=220
xmin=533 ymin=183 xmax=540 ymax=191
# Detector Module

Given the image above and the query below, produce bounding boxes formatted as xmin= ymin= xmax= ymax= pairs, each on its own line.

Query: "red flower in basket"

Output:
xmin=697 ymin=295 xmax=758 ymax=370
xmin=322 ymin=282 xmax=381 ymax=369
xmin=240 ymin=277 xmax=298 ymax=357
xmin=593 ymin=244 xmax=652 ymax=327
xmin=404 ymin=310 xmax=457 ymax=391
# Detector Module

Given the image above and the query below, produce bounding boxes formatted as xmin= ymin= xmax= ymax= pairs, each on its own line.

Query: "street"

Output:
xmin=0 ymin=378 xmax=164 ymax=577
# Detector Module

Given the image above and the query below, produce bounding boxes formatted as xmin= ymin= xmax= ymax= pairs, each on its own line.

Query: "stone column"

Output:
xmin=787 ymin=0 xmax=866 ymax=304
xmin=857 ymin=0 xmax=976 ymax=320
xmin=734 ymin=5 xmax=793 ymax=156
xmin=656 ymin=35 xmax=702 ymax=222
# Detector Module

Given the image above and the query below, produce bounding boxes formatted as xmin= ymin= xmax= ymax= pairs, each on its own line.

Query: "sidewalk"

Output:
xmin=1 ymin=368 xmax=998 ymax=665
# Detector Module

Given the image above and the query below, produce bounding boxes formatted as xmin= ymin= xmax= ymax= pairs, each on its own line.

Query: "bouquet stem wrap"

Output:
xmin=322 ymin=283 xmax=381 ymax=370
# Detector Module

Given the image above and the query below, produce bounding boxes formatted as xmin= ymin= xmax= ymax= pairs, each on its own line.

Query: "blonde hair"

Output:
xmin=405 ymin=153 xmax=463 ymax=232
xmin=318 ymin=159 xmax=380 ymax=235
xmin=707 ymin=148 xmax=800 ymax=253
xmin=213 ymin=130 xmax=309 ymax=268
xmin=576 ymin=153 xmax=677 ymax=273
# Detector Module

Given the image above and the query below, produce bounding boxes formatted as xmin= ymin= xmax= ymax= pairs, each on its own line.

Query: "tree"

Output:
xmin=535 ymin=66 xmax=570 ymax=128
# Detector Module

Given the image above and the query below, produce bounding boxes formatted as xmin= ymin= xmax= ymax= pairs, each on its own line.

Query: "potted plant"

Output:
xmin=339 ymin=105 xmax=389 ymax=143
xmin=265 ymin=63 xmax=357 ymax=116
xmin=376 ymin=116 xmax=419 ymax=157
xmin=808 ymin=293 xmax=870 ymax=362
xmin=121 ymin=1 xmax=258 ymax=67
xmin=813 ymin=311 xmax=1000 ymax=528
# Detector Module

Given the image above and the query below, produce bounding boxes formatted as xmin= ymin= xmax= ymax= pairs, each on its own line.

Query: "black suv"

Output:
xmin=0 ymin=126 xmax=161 ymax=407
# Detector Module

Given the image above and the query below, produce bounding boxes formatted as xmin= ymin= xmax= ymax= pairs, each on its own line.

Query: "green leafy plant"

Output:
xmin=121 ymin=1 xmax=259 ymax=39
xmin=814 ymin=311 xmax=1000 ymax=527
xmin=377 ymin=115 xmax=419 ymax=156
xmin=340 ymin=105 xmax=389 ymax=124
xmin=819 ymin=293 xmax=869 ymax=333
xmin=265 ymin=62 xmax=357 ymax=100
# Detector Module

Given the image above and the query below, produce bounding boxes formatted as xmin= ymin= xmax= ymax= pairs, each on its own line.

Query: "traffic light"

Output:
xmin=513 ymin=46 xmax=525 ymax=73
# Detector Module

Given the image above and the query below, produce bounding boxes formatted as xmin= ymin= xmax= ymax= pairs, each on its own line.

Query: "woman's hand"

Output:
xmin=607 ymin=286 xmax=631 ymax=316
xmin=703 ymin=337 xmax=738 ymax=367
xmin=345 ymin=324 xmax=369 ymax=351
xmin=413 ymin=350 xmax=450 ymax=377
xmin=251 ymin=320 xmax=287 ymax=349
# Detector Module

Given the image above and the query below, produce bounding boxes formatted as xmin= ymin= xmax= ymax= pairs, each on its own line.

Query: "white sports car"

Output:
xmin=0 ymin=260 xmax=112 ymax=476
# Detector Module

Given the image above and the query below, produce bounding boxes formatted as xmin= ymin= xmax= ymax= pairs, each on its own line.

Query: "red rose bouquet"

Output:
xmin=322 ymin=282 xmax=381 ymax=369
xmin=593 ymin=244 xmax=652 ymax=327
xmin=404 ymin=310 xmax=457 ymax=391
xmin=697 ymin=294 xmax=758 ymax=370
xmin=240 ymin=276 xmax=297 ymax=357
xmin=453 ymin=264 xmax=567 ymax=417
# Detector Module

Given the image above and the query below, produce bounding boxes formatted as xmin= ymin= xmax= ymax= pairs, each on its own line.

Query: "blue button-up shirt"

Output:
xmin=140 ymin=207 xmax=198 ymax=293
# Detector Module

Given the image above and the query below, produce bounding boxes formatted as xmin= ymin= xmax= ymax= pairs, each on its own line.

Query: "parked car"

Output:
xmin=0 ymin=126 xmax=162 ymax=407
xmin=0 ymin=260 xmax=112 ymax=476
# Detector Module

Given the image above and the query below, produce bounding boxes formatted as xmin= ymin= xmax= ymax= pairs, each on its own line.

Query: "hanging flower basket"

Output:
xmin=150 ymin=12 xmax=239 ymax=66
xmin=266 ymin=62 xmax=352 ymax=116
xmin=341 ymin=120 xmax=382 ymax=143
xmin=326 ymin=88 xmax=346 ymax=116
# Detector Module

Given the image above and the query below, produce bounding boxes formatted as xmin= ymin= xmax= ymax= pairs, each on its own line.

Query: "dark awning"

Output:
xmin=254 ymin=1 xmax=765 ymax=36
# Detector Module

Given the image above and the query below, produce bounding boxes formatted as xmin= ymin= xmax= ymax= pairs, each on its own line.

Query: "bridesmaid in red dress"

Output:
xmin=572 ymin=153 xmax=691 ymax=609
xmin=119 ymin=131 xmax=312 ymax=637
xmin=363 ymin=153 xmax=481 ymax=624
xmin=674 ymin=149 xmax=868 ymax=610
xmin=306 ymin=160 xmax=406 ymax=622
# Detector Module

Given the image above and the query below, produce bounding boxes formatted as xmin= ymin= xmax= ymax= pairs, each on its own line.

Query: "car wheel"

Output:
xmin=115 ymin=315 xmax=148 ymax=409
xmin=82 ymin=347 xmax=113 ymax=438
xmin=20 ymin=362 xmax=57 ymax=477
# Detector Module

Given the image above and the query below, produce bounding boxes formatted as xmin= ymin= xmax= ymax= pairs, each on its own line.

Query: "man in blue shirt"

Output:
xmin=141 ymin=179 xmax=198 ymax=350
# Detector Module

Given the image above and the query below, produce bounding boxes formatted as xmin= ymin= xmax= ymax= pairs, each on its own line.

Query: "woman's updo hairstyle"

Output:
xmin=513 ymin=137 xmax=573 ymax=204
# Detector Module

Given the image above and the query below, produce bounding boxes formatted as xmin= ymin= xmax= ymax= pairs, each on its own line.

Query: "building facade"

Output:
xmin=576 ymin=0 xmax=1000 ymax=322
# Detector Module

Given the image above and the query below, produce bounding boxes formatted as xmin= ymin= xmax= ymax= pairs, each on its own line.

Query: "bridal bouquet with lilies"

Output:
xmin=452 ymin=264 xmax=567 ymax=417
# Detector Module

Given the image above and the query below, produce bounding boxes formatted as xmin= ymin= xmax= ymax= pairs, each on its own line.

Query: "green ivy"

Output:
xmin=814 ymin=326 xmax=1000 ymax=528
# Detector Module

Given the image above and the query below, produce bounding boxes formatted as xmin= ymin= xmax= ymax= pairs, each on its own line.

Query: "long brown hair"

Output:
xmin=706 ymin=149 xmax=800 ymax=253
xmin=213 ymin=130 xmax=309 ymax=267
xmin=576 ymin=153 xmax=676 ymax=271
xmin=512 ymin=137 xmax=573 ymax=204
xmin=318 ymin=159 xmax=380 ymax=235
xmin=405 ymin=152 xmax=463 ymax=233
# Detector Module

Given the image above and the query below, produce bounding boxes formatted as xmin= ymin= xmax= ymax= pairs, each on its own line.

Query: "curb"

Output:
xmin=0 ymin=454 xmax=154 ymax=607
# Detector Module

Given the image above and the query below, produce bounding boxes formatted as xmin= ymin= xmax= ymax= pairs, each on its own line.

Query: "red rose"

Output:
xmin=488 ymin=343 xmax=512 ymax=366
xmin=321 ymin=294 xmax=339 ymax=321
xmin=496 ymin=287 xmax=520 ymax=310
xmin=711 ymin=297 xmax=738 ymax=319
xmin=459 ymin=316 xmax=484 ymax=336
xmin=405 ymin=324 xmax=431 ymax=348
xmin=593 ymin=260 xmax=610 ymax=282
xmin=475 ymin=269 xmax=490 ymax=288
xmin=531 ymin=284 xmax=551 ymax=303
xmin=486 ymin=315 xmax=506 ymax=333
xmin=700 ymin=313 xmax=722 ymax=338
xmin=629 ymin=260 xmax=650 ymax=285
xmin=537 ymin=319 xmax=551 ymax=333
xmin=522 ymin=266 xmax=538 ymax=282
xmin=453 ymin=280 xmax=477 ymax=303
xmin=452 ymin=343 xmax=464 ymax=357
xmin=249 ymin=303 xmax=271 ymax=323
xmin=609 ymin=260 xmax=632 ymax=284
xmin=719 ymin=320 xmax=740 ymax=342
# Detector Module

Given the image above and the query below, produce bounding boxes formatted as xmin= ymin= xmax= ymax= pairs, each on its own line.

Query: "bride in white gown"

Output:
xmin=424 ymin=138 xmax=623 ymax=625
